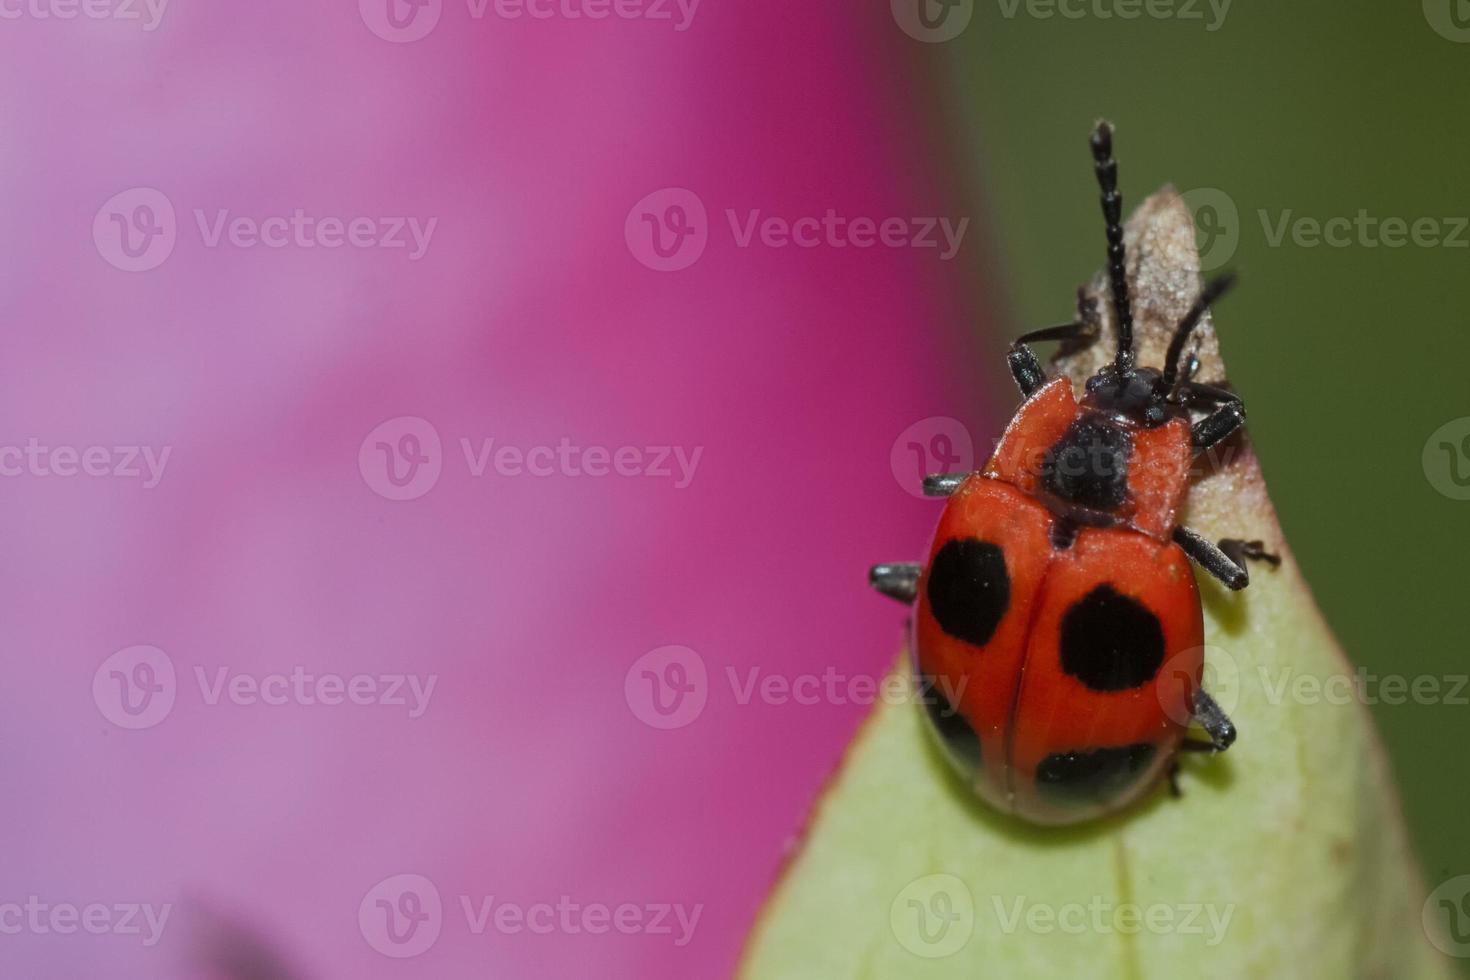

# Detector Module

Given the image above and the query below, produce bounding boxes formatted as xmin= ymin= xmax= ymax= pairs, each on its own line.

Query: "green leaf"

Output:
xmin=740 ymin=190 xmax=1455 ymax=980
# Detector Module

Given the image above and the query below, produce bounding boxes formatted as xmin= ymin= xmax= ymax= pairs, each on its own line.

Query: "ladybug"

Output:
xmin=870 ymin=121 xmax=1279 ymax=825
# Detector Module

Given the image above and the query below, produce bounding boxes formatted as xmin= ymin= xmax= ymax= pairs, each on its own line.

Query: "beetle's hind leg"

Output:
xmin=869 ymin=563 xmax=921 ymax=604
xmin=1184 ymin=688 xmax=1237 ymax=752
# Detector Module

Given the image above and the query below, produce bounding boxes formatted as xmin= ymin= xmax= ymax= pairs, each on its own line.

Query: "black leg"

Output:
xmin=1183 ymin=380 xmax=1237 ymax=406
xmin=1007 ymin=342 xmax=1046 ymax=399
xmin=1219 ymin=538 xmax=1280 ymax=570
xmin=1191 ymin=399 xmax=1246 ymax=452
xmin=869 ymin=563 xmax=921 ymax=604
xmin=1189 ymin=688 xmax=1237 ymax=751
xmin=922 ymin=473 xmax=965 ymax=497
xmin=1172 ymin=526 xmax=1249 ymax=590
xmin=1167 ymin=759 xmax=1183 ymax=798
xmin=1008 ymin=320 xmax=1096 ymax=399
xmin=1015 ymin=321 xmax=1094 ymax=345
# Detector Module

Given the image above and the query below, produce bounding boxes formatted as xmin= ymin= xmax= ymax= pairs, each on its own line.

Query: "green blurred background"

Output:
xmin=917 ymin=0 xmax=1468 ymax=948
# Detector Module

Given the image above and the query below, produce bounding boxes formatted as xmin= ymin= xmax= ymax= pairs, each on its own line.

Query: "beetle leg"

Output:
xmin=1190 ymin=392 xmax=1247 ymax=452
xmin=1219 ymin=538 xmax=1281 ymax=570
xmin=1007 ymin=320 xmax=1096 ymax=399
xmin=922 ymin=473 xmax=966 ymax=497
xmin=1172 ymin=526 xmax=1249 ymax=590
xmin=1188 ymin=688 xmax=1237 ymax=752
xmin=1007 ymin=343 xmax=1047 ymax=398
xmin=869 ymin=563 xmax=921 ymax=604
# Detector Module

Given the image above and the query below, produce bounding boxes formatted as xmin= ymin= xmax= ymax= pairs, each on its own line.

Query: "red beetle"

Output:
xmin=870 ymin=122 xmax=1278 ymax=825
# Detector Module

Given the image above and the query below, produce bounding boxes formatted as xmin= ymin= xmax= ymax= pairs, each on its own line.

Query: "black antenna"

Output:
xmin=1089 ymin=121 xmax=1133 ymax=373
xmin=1160 ymin=272 xmax=1238 ymax=393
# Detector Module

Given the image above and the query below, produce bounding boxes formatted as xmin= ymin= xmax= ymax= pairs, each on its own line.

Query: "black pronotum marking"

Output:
xmin=916 ymin=673 xmax=981 ymax=773
xmin=1040 ymin=414 xmax=1131 ymax=511
xmin=1035 ymin=743 xmax=1156 ymax=805
xmin=1059 ymin=585 xmax=1165 ymax=691
xmin=926 ymin=538 xmax=1011 ymax=647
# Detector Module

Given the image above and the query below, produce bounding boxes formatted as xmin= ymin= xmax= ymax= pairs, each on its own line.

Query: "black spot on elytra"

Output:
xmin=1059 ymin=585 xmax=1165 ymax=692
xmin=926 ymin=538 xmax=1011 ymax=647
xmin=1040 ymin=414 xmax=1131 ymax=511
xmin=916 ymin=673 xmax=981 ymax=773
xmin=1035 ymin=743 xmax=1157 ymax=805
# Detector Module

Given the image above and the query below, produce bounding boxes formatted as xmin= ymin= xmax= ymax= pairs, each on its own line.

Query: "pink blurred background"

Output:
xmin=0 ymin=2 xmax=1001 ymax=977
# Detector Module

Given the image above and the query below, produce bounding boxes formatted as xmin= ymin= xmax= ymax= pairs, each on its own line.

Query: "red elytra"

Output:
xmin=913 ymin=381 xmax=1203 ymax=826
